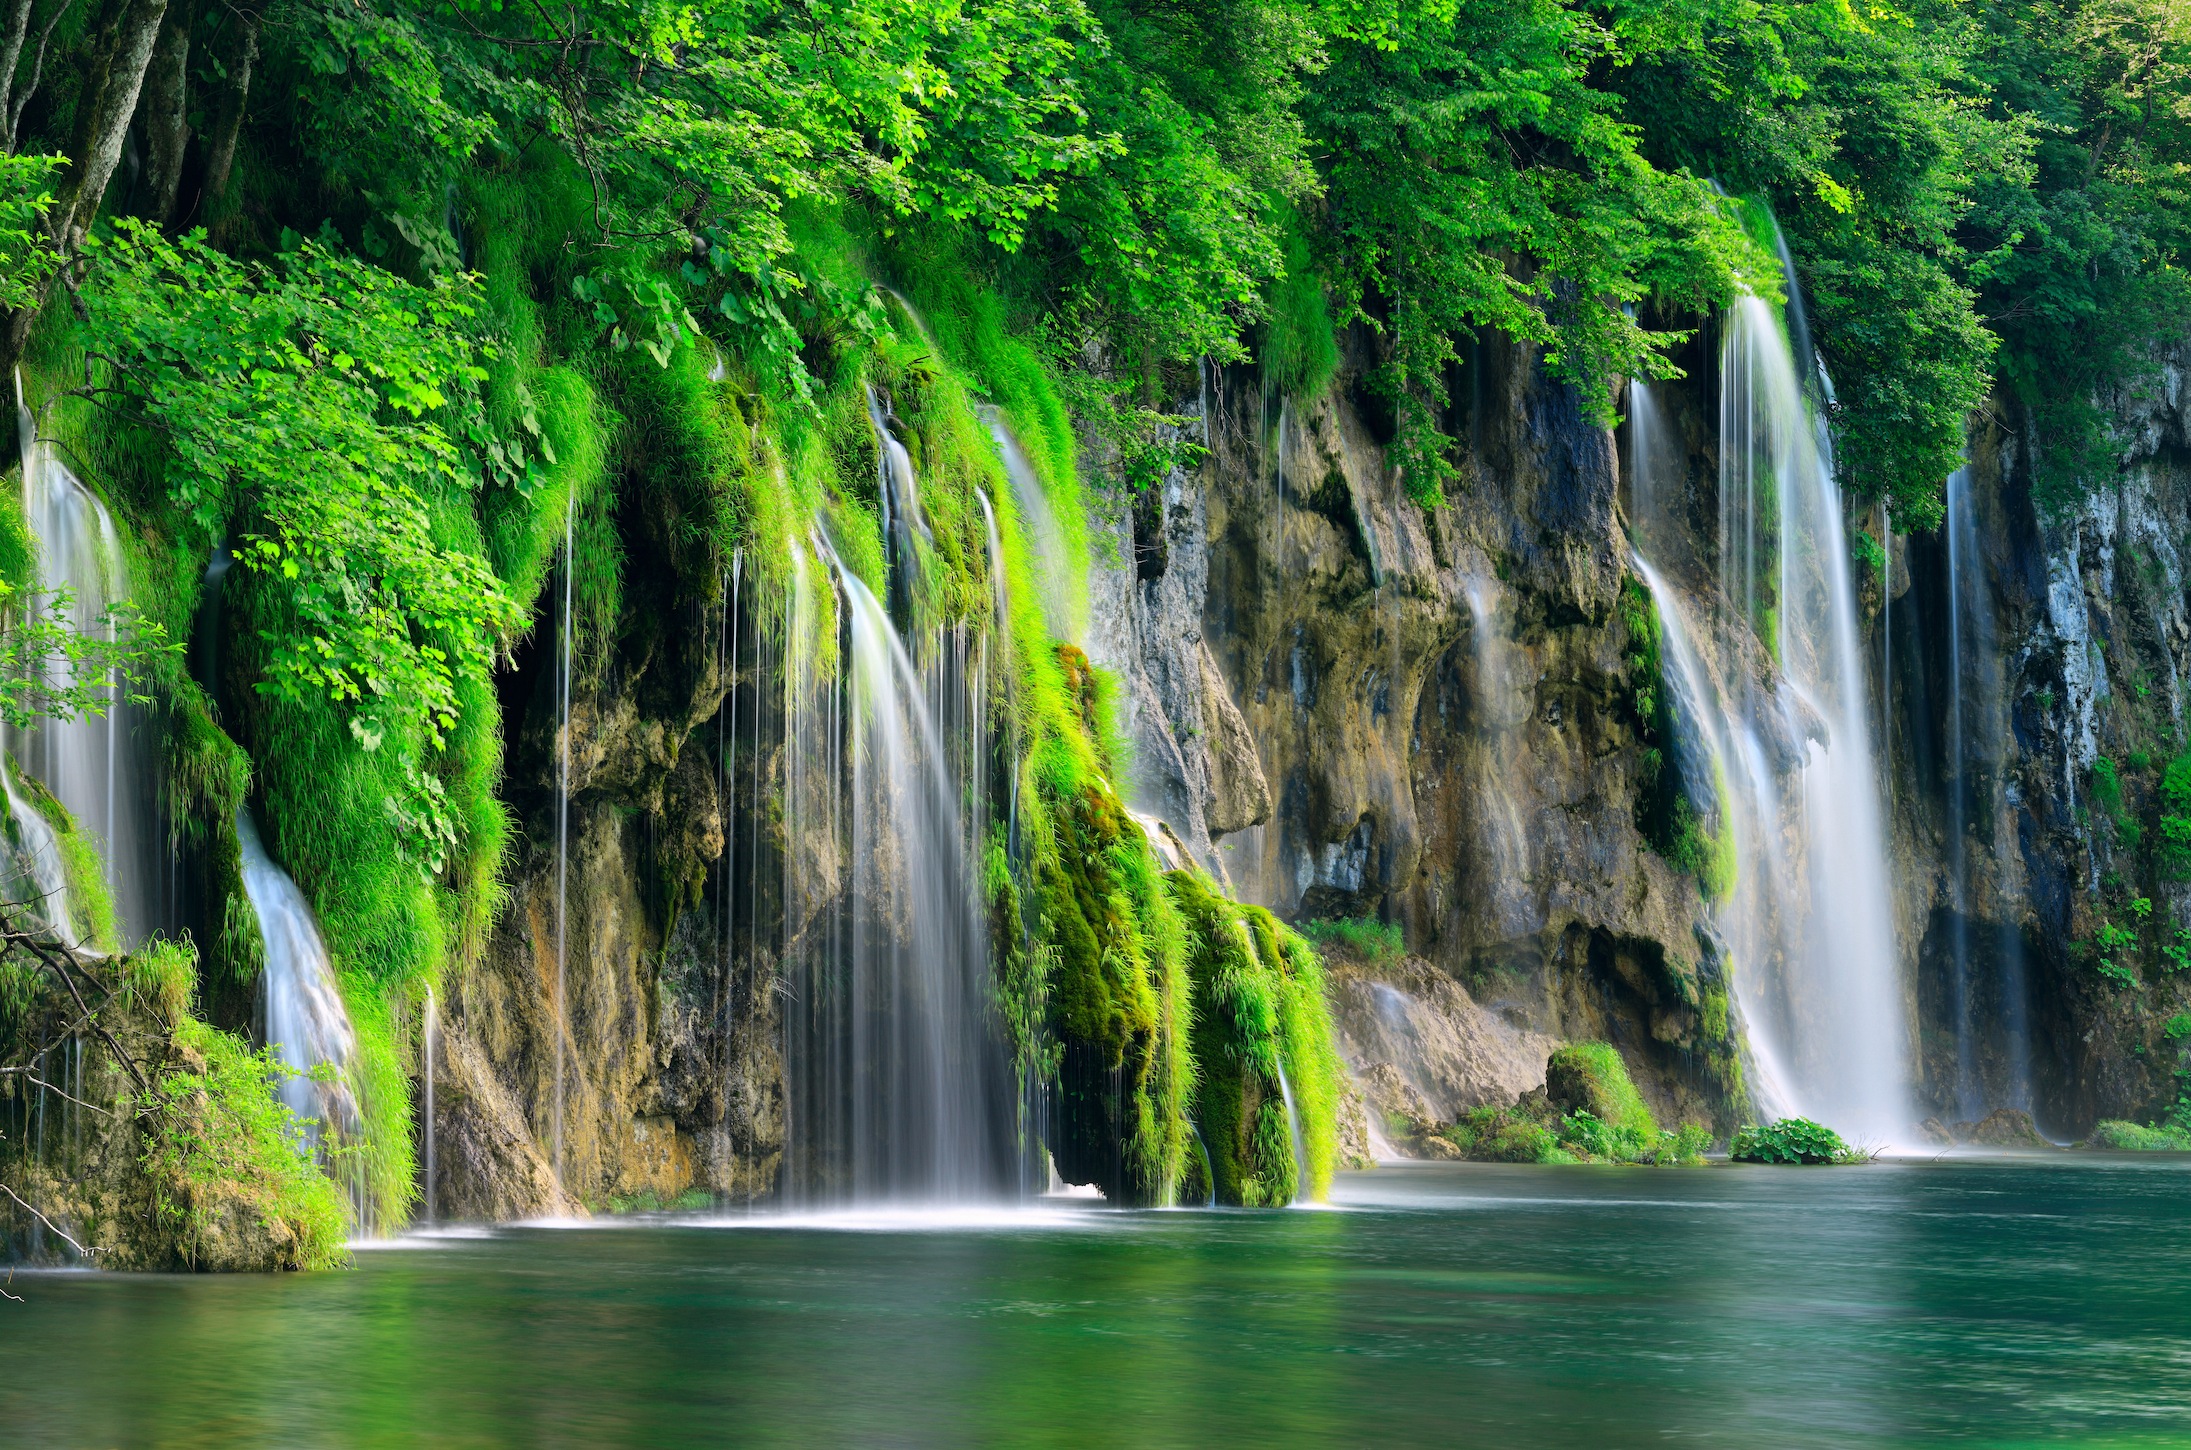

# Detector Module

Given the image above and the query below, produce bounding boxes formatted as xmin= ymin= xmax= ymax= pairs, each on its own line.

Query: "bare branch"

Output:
xmin=0 ymin=1177 xmax=91 ymax=1258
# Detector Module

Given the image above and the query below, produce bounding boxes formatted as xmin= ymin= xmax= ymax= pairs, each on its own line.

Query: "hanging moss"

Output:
xmin=1165 ymin=871 xmax=1343 ymax=1206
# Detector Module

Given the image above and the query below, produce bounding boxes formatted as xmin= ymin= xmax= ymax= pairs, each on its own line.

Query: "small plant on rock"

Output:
xmin=1731 ymin=1117 xmax=1865 ymax=1165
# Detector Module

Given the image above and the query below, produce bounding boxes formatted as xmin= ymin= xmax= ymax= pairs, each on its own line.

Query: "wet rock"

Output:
xmin=1959 ymin=1108 xmax=2053 ymax=1149
xmin=1325 ymin=952 xmax=1559 ymax=1120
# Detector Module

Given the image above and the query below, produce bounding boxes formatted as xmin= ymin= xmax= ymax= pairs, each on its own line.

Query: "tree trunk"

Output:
xmin=58 ymin=0 xmax=171 ymax=250
xmin=196 ymin=7 xmax=257 ymax=217
xmin=0 ymin=0 xmax=36 ymax=150
xmin=2 ymin=0 xmax=170 ymax=366
xmin=136 ymin=5 xmax=190 ymax=227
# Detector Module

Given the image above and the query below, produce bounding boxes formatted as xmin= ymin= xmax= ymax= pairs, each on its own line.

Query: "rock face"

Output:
xmin=1890 ymin=349 xmax=2191 ymax=1140
xmin=1324 ymin=951 xmax=1560 ymax=1121
xmin=419 ymin=322 xmax=2191 ymax=1212
xmin=1092 ymin=343 xmax=1744 ymax=1134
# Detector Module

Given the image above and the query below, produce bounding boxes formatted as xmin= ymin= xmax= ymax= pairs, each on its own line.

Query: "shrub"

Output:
xmin=2085 ymin=1119 xmax=2191 ymax=1151
xmin=1731 ymin=1117 xmax=1857 ymax=1164
xmin=1297 ymin=915 xmax=1404 ymax=969
xmin=1545 ymin=1042 xmax=1658 ymax=1141
xmin=141 ymin=1020 xmax=352 ymax=1270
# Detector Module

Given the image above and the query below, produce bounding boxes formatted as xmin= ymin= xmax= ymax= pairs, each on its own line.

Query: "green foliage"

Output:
xmin=1314 ymin=0 xmax=1769 ymax=504
xmin=1731 ymin=1116 xmax=1862 ymax=1165
xmin=78 ymin=223 xmax=524 ymax=861
xmin=141 ymin=1019 xmax=351 ymax=1271
xmin=0 ymin=153 xmax=61 ymax=312
xmin=1297 ymin=914 xmax=1404 ymax=968
xmin=2086 ymin=1118 xmax=2191 ymax=1150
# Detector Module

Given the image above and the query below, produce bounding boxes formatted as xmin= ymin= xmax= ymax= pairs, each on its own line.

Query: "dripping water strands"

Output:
xmin=975 ymin=484 xmax=1051 ymax=1198
xmin=1939 ymin=467 xmax=2035 ymax=1118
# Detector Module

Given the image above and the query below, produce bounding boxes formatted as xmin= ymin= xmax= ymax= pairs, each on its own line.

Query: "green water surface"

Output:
xmin=6 ymin=1156 xmax=2191 ymax=1447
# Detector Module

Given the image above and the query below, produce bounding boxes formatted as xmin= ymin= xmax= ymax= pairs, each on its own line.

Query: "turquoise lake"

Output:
xmin=7 ymin=1156 xmax=2191 ymax=1446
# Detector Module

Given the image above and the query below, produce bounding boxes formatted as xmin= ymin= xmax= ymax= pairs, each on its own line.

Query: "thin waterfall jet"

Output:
xmin=554 ymin=484 xmax=574 ymax=1191
xmin=422 ymin=985 xmax=438 ymax=1225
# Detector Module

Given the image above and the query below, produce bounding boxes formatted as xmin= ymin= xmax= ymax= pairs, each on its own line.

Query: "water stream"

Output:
xmin=13 ymin=376 xmax=161 ymax=947
xmin=783 ymin=505 xmax=1013 ymax=1202
xmin=236 ymin=808 xmax=364 ymax=1217
xmin=1939 ymin=466 xmax=2035 ymax=1116
xmin=1628 ymin=258 xmax=1911 ymax=1142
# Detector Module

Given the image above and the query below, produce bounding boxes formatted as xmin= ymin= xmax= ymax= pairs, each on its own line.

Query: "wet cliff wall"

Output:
xmin=1885 ymin=356 xmax=2191 ymax=1140
xmin=1088 ymin=337 xmax=1745 ymax=1136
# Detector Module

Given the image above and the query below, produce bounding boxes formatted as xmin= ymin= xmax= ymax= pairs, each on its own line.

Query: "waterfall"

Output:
xmin=0 ymin=744 xmax=78 ymax=948
xmin=1940 ymin=468 xmax=2035 ymax=1116
xmin=14 ymin=376 xmax=160 ymax=947
xmin=1630 ymin=315 xmax=1911 ymax=1142
xmin=782 ymin=506 xmax=1013 ymax=1203
xmin=237 ymin=809 xmax=364 ymax=1215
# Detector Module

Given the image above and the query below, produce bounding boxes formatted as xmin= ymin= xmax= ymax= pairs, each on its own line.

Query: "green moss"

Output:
xmin=1164 ymin=871 xmax=1342 ymax=1205
xmin=141 ymin=1018 xmax=352 ymax=1271
xmin=1545 ymin=1042 xmax=1659 ymax=1141
xmin=124 ymin=936 xmax=197 ymax=1022
xmin=1263 ymin=211 xmax=1339 ymax=403
xmin=1298 ymin=914 xmax=1404 ymax=968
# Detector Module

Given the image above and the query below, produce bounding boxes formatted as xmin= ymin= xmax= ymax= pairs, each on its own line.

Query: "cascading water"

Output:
xmin=237 ymin=809 xmax=365 ymax=1218
xmin=14 ymin=376 xmax=160 ymax=947
xmin=1626 ymin=272 xmax=1911 ymax=1142
xmin=982 ymin=412 xmax=1078 ymax=642
xmin=1459 ymin=568 xmax=1535 ymax=938
xmin=783 ymin=517 xmax=1014 ymax=1202
xmin=1719 ymin=283 xmax=1907 ymax=1142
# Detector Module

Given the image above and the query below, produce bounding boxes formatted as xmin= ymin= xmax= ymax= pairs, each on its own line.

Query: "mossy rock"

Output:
xmin=1544 ymin=1042 xmax=1658 ymax=1141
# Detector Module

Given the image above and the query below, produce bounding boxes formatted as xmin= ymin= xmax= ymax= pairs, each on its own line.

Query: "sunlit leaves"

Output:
xmin=76 ymin=222 xmax=523 ymax=866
